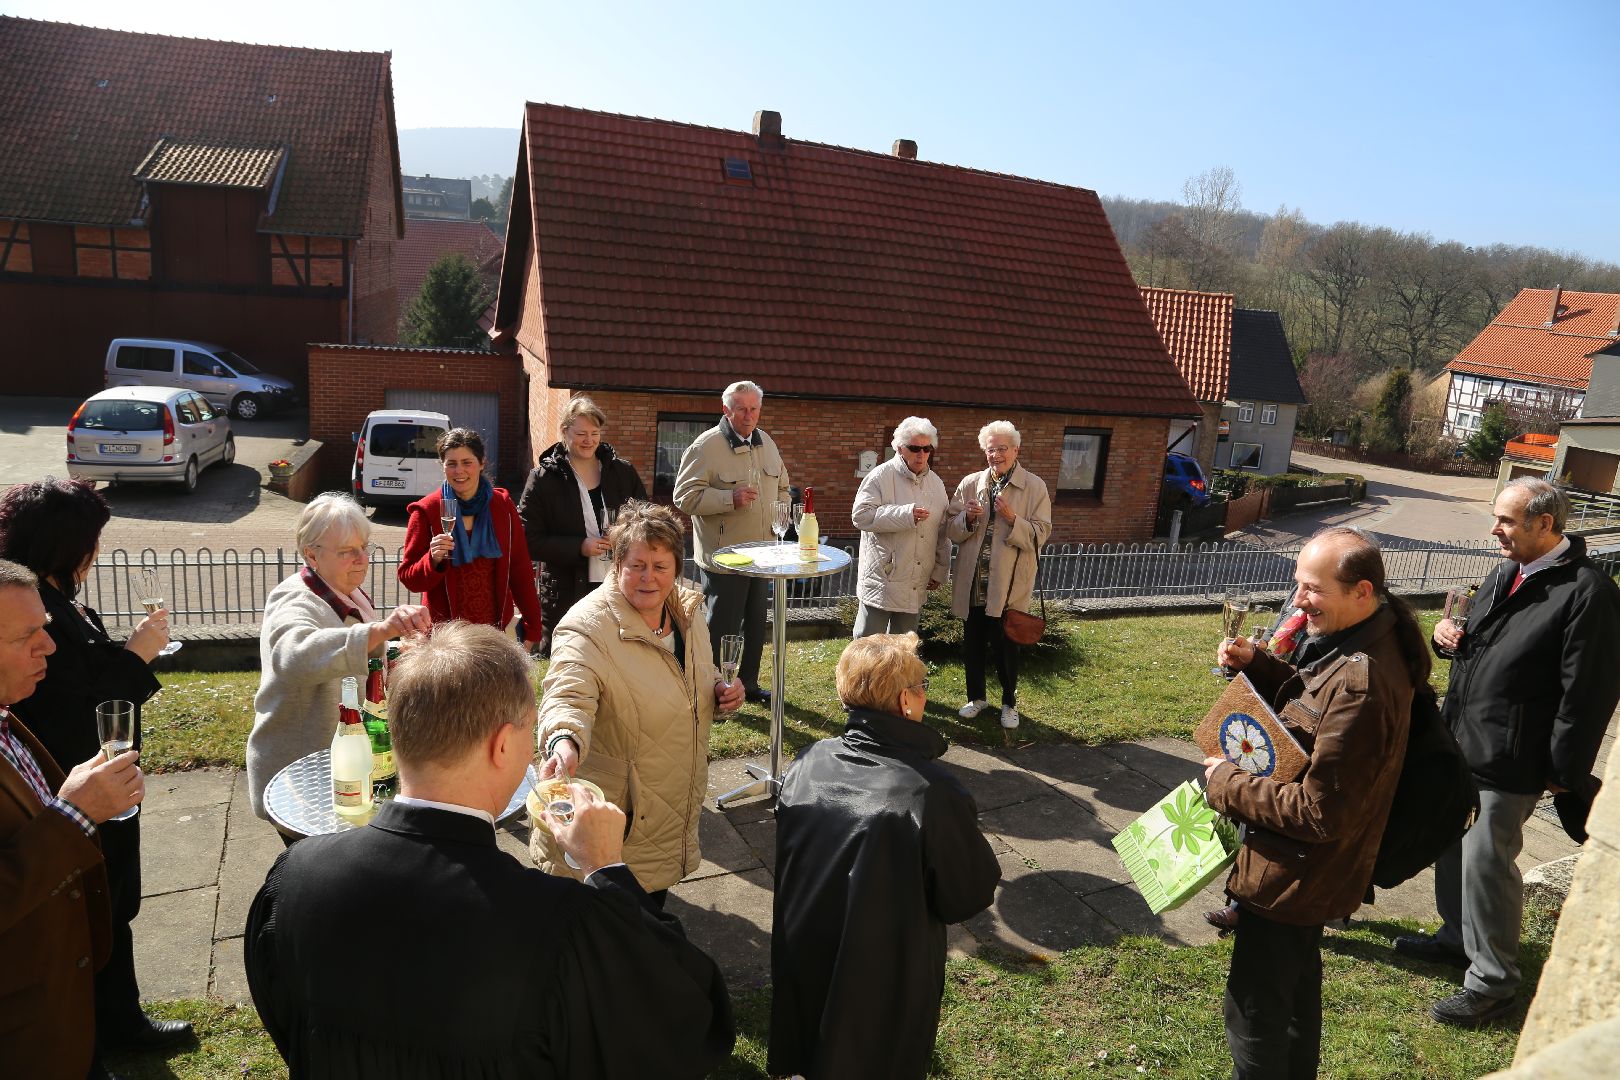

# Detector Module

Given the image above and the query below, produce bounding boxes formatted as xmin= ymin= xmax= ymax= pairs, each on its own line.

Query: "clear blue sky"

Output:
xmin=18 ymin=0 xmax=1620 ymax=260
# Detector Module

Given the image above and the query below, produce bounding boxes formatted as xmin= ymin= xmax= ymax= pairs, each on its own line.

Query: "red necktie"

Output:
xmin=1509 ymin=569 xmax=1526 ymax=596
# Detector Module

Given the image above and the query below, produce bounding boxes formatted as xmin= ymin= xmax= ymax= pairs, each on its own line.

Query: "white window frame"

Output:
xmin=1230 ymin=441 xmax=1263 ymax=470
xmin=1237 ymin=402 xmax=1255 ymax=423
xmin=1260 ymin=403 xmax=1277 ymax=425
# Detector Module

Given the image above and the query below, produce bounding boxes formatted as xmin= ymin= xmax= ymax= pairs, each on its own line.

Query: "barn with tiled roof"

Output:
xmin=0 ymin=17 xmax=404 ymax=396
xmin=493 ymin=104 xmax=1200 ymax=542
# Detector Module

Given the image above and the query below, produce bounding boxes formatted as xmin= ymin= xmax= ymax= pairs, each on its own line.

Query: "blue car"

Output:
xmin=1163 ymin=452 xmax=1211 ymax=508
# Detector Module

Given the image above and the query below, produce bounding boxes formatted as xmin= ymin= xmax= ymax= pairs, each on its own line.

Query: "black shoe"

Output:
xmin=101 ymin=1015 xmax=194 ymax=1052
xmin=1203 ymin=906 xmax=1240 ymax=936
xmin=1393 ymin=933 xmax=1469 ymax=969
xmin=1430 ymin=988 xmax=1517 ymax=1028
xmin=745 ymin=687 xmax=771 ymax=706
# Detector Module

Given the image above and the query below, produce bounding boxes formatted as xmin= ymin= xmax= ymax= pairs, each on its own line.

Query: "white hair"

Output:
xmin=978 ymin=420 xmax=1021 ymax=449
xmin=891 ymin=416 xmax=938 ymax=452
xmin=722 ymin=381 xmax=764 ymax=407
xmin=296 ymin=492 xmax=371 ymax=561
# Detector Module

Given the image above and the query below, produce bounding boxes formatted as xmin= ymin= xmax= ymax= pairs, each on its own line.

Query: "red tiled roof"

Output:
xmin=0 ymin=17 xmax=399 ymax=237
xmin=396 ymin=218 xmax=504 ymax=314
xmin=1140 ymin=287 xmax=1233 ymax=403
xmin=496 ymin=104 xmax=1200 ymax=418
xmin=132 ymin=138 xmax=285 ymax=189
xmin=1447 ymin=288 xmax=1620 ymax=393
xmin=1504 ymin=438 xmax=1556 ymax=462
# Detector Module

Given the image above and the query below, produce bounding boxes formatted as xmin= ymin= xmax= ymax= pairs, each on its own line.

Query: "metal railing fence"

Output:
xmin=81 ymin=537 xmax=1531 ymax=631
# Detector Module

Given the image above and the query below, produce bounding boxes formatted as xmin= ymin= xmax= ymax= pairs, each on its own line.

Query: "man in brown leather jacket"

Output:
xmin=1204 ymin=528 xmax=1424 ymax=1078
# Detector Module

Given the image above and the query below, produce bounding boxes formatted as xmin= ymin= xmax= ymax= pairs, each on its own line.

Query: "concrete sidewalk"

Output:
xmin=131 ymin=736 xmax=1588 ymax=1003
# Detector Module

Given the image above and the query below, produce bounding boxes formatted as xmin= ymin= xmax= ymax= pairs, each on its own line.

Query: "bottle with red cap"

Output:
xmin=1268 ymin=607 xmax=1308 ymax=663
xmin=798 ymin=486 xmax=819 ymax=561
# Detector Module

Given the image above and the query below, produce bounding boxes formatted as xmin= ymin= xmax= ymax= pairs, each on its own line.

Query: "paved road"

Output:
xmin=1230 ymin=451 xmax=1499 ymax=547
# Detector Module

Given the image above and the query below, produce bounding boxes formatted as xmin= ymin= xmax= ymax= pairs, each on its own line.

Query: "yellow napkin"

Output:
xmin=714 ymin=552 xmax=754 ymax=568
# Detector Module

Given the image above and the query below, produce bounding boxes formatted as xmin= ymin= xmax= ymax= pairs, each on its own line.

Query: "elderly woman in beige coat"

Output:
xmin=534 ymin=500 xmax=744 ymax=903
xmin=946 ymin=420 xmax=1052 ymax=730
xmin=851 ymin=416 xmax=951 ymax=638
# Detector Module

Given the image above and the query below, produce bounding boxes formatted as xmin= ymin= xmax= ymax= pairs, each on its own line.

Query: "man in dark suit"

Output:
xmin=1398 ymin=478 xmax=1620 ymax=1026
xmin=245 ymin=620 xmax=735 ymax=1079
xmin=0 ymin=559 xmax=145 ymax=1079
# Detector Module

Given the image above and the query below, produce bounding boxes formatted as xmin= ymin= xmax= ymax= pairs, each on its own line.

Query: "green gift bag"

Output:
xmin=1111 ymin=780 xmax=1239 ymax=915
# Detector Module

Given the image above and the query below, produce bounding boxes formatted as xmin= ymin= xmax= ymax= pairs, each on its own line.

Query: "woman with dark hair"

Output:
xmin=399 ymin=427 xmax=545 ymax=648
xmin=516 ymin=396 xmax=648 ymax=657
xmin=0 ymin=479 xmax=191 ymax=1060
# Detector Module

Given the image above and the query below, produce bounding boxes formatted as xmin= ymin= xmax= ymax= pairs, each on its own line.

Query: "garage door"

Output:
xmin=1564 ymin=446 xmax=1620 ymax=494
xmin=385 ymin=389 xmax=501 ymax=480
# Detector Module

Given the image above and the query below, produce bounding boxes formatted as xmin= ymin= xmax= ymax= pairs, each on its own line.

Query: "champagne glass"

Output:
xmin=1444 ymin=587 xmax=1474 ymax=631
xmin=1213 ymin=591 xmax=1251 ymax=677
xmin=135 ymin=568 xmax=182 ymax=656
xmin=718 ymin=634 xmax=744 ymax=711
xmin=790 ymin=501 xmax=804 ymax=534
xmin=1250 ymin=625 xmax=1273 ymax=653
xmin=771 ymin=501 xmax=791 ymax=543
xmin=599 ymin=506 xmax=619 ymax=564
xmin=440 ymin=496 xmax=459 ymax=539
xmin=95 ymin=700 xmax=139 ymax=821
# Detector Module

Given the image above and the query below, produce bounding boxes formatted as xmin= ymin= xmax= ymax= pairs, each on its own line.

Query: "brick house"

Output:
xmin=490 ymin=105 xmax=1199 ymax=544
xmin=1443 ymin=287 xmax=1620 ymax=438
xmin=401 ymin=175 xmax=473 ymax=221
xmin=0 ymin=17 xmax=404 ymax=397
xmin=394 ymin=218 xmax=503 ymax=331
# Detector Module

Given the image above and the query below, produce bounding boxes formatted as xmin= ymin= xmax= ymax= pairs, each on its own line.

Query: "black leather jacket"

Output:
xmin=1435 ymin=534 xmax=1620 ymax=794
xmin=768 ymin=707 xmax=999 ymax=1080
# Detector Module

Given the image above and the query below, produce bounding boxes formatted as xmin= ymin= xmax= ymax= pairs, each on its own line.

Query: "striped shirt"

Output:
xmin=0 ymin=707 xmax=96 ymax=838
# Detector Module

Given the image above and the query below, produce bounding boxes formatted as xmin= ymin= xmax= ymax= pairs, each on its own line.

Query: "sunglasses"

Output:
xmin=903 ymin=444 xmax=934 ymax=455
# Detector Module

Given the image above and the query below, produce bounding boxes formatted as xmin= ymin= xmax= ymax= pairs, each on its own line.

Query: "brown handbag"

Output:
xmin=1000 ymin=546 xmax=1047 ymax=645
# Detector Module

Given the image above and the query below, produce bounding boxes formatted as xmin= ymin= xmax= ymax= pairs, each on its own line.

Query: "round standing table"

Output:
xmin=265 ymin=749 xmax=536 ymax=839
xmin=712 ymin=540 xmax=851 ymax=808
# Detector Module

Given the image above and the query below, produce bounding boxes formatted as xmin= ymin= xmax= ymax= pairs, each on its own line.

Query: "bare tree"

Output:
xmin=1180 ymin=166 xmax=1245 ymax=291
xmin=1371 ymin=235 xmax=1477 ymax=372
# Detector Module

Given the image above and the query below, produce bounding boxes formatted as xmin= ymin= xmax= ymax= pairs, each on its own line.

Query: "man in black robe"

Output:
xmin=769 ymin=633 xmax=1001 ymax=1080
xmin=245 ymin=622 xmax=734 ymax=1079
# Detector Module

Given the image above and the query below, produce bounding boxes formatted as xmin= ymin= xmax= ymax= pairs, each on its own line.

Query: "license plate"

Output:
xmin=371 ymin=477 xmax=406 ymax=489
xmin=99 ymin=443 xmax=139 ymax=454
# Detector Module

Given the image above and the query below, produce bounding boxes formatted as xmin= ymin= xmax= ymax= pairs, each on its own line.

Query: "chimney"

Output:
xmin=1545 ymin=284 xmax=1563 ymax=328
xmin=892 ymin=139 xmax=918 ymax=160
xmin=753 ymin=110 xmax=784 ymax=151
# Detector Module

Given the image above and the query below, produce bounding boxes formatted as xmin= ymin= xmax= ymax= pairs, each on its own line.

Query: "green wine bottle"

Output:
xmin=363 ymin=658 xmax=397 ymax=801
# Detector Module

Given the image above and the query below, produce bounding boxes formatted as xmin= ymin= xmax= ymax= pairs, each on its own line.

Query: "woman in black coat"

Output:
xmin=769 ymin=632 xmax=1001 ymax=1080
xmin=0 ymin=478 xmax=192 ymax=1059
xmin=516 ymin=397 xmax=648 ymax=655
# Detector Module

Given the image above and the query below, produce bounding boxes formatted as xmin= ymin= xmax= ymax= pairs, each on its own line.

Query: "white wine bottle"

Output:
xmin=798 ymin=486 xmax=819 ymax=561
xmin=331 ymin=676 xmax=374 ymax=817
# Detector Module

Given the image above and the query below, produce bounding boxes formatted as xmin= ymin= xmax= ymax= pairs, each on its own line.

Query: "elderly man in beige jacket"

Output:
xmin=851 ymin=416 xmax=951 ymax=638
xmin=946 ymin=420 xmax=1052 ymax=729
xmin=673 ymin=381 xmax=791 ymax=705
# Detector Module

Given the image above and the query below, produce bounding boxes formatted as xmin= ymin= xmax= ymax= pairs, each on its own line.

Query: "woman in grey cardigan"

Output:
xmin=247 ymin=494 xmax=430 ymax=832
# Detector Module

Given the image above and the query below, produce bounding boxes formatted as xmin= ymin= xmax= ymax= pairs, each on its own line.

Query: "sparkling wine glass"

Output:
xmin=1213 ymin=591 xmax=1251 ymax=677
xmin=135 ymin=568 xmax=182 ymax=656
xmin=790 ymin=501 xmax=804 ymax=534
xmin=599 ymin=506 xmax=619 ymax=564
xmin=718 ymin=634 xmax=744 ymax=711
xmin=1444 ymin=587 xmax=1474 ymax=631
xmin=771 ymin=501 xmax=791 ymax=543
xmin=96 ymin=700 xmax=139 ymax=821
xmin=440 ymin=496 xmax=459 ymax=539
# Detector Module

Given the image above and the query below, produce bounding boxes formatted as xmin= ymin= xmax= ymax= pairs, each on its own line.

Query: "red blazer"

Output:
xmin=399 ymin=486 xmax=544 ymax=643
xmin=0 ymin=716 xmax=111 ymax=1080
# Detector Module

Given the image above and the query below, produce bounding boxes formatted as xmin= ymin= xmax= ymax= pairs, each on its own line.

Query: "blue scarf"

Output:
xmin=445 ymin=478 xmax=503 ymax=567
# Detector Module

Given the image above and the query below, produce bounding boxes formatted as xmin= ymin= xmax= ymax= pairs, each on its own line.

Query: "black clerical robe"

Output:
xmin=768 ymin=708 xmax=1001 ymax=1080
xmin=245 ymin=800 xmax=733 ymax=1079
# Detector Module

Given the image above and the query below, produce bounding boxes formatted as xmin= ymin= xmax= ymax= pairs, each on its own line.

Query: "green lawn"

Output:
xmin=115 ymin=905 xmax=1549 ymax=1079
xmin=141 ymin=607 xmax=1452 ymax=771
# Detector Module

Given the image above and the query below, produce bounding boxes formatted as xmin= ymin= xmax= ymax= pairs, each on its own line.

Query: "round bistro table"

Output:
xmin=265 ymin=749 xmax=536 ymax=839
xmin=711 ymin=540 xmax=852 ymax=808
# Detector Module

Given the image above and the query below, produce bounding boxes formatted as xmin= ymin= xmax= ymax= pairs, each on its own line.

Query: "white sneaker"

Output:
xmin=1000 ymin=706 xmax=1020 ymax=729
xmin=958 ymin=699 xmax=989 ymax=719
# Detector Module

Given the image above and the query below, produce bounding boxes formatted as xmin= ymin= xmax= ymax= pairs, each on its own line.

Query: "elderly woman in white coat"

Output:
xmin=247 ymin=493 xmax=430 ymax=835
xmin=946 ymin=420 xmax=1052 ymax=730
xmin=851 ymin=416 xmax=951 ymax=638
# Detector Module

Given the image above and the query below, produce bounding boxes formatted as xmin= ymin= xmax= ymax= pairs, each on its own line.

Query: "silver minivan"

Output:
xmin=67 ymin=386 xmax=235 ymax=493
xmin=351 ymin=409 xmax=450 ymax=509
xmin=105 ymin=337 xmax=298 ymax=420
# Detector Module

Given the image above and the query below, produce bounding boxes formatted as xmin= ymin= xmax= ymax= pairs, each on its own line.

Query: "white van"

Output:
xmin=351 ymin=409 xmax=450 ymax=509
xmin=105 ymin=338 xmax=299 ymax=420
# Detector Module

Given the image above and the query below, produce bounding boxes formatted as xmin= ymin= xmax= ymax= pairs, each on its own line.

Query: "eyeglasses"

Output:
xmin=325 ymin=543 xmax=383 ymax=562
xmin=903 ymin=444 xmax=934 ymax=455
xmin=983 ymin=445 xmax=1012 ymax=456
xmin=909 ymin=678 xmax=929 ymax=693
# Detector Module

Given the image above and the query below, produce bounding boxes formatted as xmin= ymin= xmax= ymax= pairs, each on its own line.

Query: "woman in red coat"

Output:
xmin=399 ymin=428 xmax=544 ymax=648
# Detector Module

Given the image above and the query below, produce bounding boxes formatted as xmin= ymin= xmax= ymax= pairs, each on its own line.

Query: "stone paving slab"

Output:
xmin=964 ymin=850 xmax=1121 ymax=958
xmin=211 ymin=934 xmax=252 ymax=1004
xmin=139 ymin=802 xmax=227 ymax=896
xmin=132 ymin=886 xmax=217 ymax=1001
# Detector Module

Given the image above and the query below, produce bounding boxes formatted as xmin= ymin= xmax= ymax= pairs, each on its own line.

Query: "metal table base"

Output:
xmin=714 ymin=541 xmax=850 ymax=808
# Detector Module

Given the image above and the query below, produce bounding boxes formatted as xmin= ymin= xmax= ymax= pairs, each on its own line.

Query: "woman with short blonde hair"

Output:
xmin=517 ymin=395 xmax=648 ymax=656
xmin=852 ymin=415 xmax=950 ymax=638
xmin=770 ymin=631 xmax=1000 ymax=1079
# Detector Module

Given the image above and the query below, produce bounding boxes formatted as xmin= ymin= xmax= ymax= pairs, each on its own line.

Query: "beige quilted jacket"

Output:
xmin=531 ymin=580 xmax=718 ymax=891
